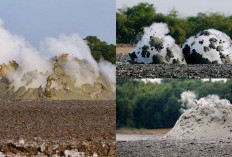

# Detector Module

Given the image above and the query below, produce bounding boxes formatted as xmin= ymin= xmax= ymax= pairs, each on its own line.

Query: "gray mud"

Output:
xmin=117 ymin=54 xmax=232 ymax=78
xmin=116 ymin=133 xmax=232 ymax=157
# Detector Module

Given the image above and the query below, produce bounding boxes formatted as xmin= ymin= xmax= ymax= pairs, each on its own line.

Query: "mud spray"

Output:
xmin=0 ymin=18 xmax=115 ymax=100
xmin=165 ymin=91 xmax=232 ymax=139
xmin=129 ymin=23 xmax=186 ymax=64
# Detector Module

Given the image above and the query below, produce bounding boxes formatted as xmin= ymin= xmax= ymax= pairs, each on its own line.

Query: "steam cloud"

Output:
xmin=0 ymin=18 xmax=115 ymax=91
xmin=179 ymin=91 xmax=198 ymax=112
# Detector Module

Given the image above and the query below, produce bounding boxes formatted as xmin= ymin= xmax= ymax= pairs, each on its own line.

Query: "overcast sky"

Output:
xmin=117 ymin=0 xmax=232 ymax=17
xmin=0 ymin=0 xmax=116 ymax=48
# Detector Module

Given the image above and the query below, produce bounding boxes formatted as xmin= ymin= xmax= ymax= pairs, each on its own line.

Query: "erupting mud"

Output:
xmin=165 ymin=92 xmax=232 ymax=139
xmin=0 ymin=54 xmax=115 ymax=100
xmin=127 ymin=23 xmax=232 ymax=65
xmin=117 ymin=92 xmax=232 ymax=156
xmin=0 ymin=18 xmax=115 ymax=100
xmin=129 ymin=23 xmax=186 ymax=64
xmin=183 ymin=29 xmax=232 ymax=64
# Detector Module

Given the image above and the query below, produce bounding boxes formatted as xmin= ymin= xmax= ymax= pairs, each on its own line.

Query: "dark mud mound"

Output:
xmin=182 ymin=29 xmax=232 ymax=64
xmin=129 ymin=23 xmax=185 ymax=64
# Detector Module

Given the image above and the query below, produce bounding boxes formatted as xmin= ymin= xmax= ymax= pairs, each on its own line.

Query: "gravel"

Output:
xmin=0 ymin=100 xmax=116 ymax=156
xmin=117 ymin=54 xmax=232 ymax=78
xmin=117 ymin=134 xmax=232 ymax=157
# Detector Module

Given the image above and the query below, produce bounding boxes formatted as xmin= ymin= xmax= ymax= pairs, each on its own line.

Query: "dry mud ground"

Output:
xmin=0 ymin=100 xmax=115 ymax=156
xmin=116 ymin=130 xmax=232 ymax=157
xmin=116 ymin=46 xmax=232 ymax=78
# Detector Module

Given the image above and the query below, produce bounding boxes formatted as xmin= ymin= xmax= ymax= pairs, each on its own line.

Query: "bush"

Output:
xmin=84 ymin=36 xmax=116 ymax=64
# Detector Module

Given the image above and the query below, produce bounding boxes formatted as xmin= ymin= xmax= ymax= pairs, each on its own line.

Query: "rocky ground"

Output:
xmin=0 ymin=100 xmax=116 ymax=156
xmin=116 ymin=133 xmax=232 ymax=157
xmin=117 ymin=54 xmax=232 ymax=78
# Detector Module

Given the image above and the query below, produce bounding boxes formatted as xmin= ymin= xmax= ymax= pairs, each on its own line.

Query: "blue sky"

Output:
xmin=117 ymin=0 xmax=232 ymax=17
xmin=0 ymin=0 xmax=116 ymax=48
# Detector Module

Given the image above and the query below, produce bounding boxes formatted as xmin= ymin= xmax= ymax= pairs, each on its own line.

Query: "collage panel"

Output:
xmin=0 ymin=1 xmax=116 ymax=156
xmin=116 ymin=0 xmax=232 ymax=79
xmin=116 ymin=0 xmax=232 ymax=157
xmin=116 ymin=78 xmax=232 ymax=156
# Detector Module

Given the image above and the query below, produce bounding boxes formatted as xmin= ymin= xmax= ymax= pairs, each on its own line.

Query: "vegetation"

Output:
xmin=116 ymin=79 xmax=232 ymax=129
xmin=116 ymin=3 xmax=232 ymax=44
xmin=84 ymin=36 xmax=116 ymax=64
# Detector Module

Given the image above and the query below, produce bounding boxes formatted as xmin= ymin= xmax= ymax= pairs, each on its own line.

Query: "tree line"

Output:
xmin=116 ymin=79 xmax=232 ymax=129
xmin=116 ymin=3 xmax=232 ymax=45
xmin=84 ymin=36 xmax=116 ymax=64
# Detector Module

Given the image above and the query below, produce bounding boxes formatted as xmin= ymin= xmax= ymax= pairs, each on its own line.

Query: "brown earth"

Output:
xmin=116 ymin=44 xmax=135 ymax=54
xmin=0 ymin=100 xmax=116 ymax=156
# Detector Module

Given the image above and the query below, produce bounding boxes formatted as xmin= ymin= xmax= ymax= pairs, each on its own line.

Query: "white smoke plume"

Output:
xmin=0 ymin=19 xmax=52 ymax=89
xmin=98 ymin=59 xmax=116 ymax=91
xmin=0 ymin=18 xmax=115 ymax=91
xmin=41 ymin=34 xmax=100 ymax=87
xmin=179 ymin=91 xmax=198 ymax=112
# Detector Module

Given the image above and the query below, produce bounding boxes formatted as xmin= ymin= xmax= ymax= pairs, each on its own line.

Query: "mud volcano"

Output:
xmin=165 ymin=94 xmax=232 ymax=139
xmin=182 ymin=29 xmax=232 ymax=64
xmin=0 ymin=54 xmax=115 ymax=100
xmin=129 ymin=23 xmax=186 ymax=64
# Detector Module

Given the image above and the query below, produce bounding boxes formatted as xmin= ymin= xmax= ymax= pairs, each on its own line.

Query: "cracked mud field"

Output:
xmin=0 ymin=100 xmax=116 ymax=156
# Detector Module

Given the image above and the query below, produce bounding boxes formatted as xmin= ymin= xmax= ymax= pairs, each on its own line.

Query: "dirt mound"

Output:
xmin=0 ymin=54 xmax=115 ymax=100
xmin=165 ymin=94 xmax=232 ymax=139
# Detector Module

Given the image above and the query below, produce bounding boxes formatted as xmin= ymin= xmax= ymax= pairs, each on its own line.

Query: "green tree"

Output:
xmin=117 ymin=3 xmax=232 ymax=45
xmin=84 ymin=36 xmax=116 ymax=64
xmin=117 ymin=3 xmax=156 ymax=43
